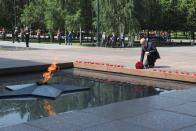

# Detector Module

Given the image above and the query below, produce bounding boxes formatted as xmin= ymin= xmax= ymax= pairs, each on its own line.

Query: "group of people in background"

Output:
xmin=38 ymin=29 xmax=73 ymax=45
xmin=57 ymin=30 xmax=73 ymax=45
xmin=12 ymin=26 xmax=30 ymax=47
xmin=1 ymin=28 xmax=6 ymax=40
xmin=101 ymin=32 xmax=125 ymax=48
xmin=0 ymin=26 xmax=30 ymax=47
xmin=0 ymin=27 xmax=75 ymax=47
xmin=1 ymin=28 xmax=135 ymax=48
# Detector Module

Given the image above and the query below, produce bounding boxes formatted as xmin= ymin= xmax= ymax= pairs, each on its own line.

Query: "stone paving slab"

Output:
xmin=0 ymin=123 xmax=45 ymax=131
xmin=177 ymin=124 xmax=196 ymax=131
xmin=115 ymin=95 xmax=188 ymax=110
xmin=27 ymin=111 xmax=110 ymax=131
xmin=163 ymin=102 xmax=196 ymax=117
xmin=80 ymin=120 xmax=157 ymax=131
xmin=122 ymin=110 xmax=196 ymax=131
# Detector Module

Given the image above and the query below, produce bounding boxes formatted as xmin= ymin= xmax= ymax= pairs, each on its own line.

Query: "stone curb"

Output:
xmin=0 ymin=62 xmax=73 ymax=76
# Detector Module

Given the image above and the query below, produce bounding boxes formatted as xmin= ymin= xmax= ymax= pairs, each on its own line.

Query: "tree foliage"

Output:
xmin=0 ymin=0 xmax=28 ymax=28
xmin=0 ymin=0 xmax=196 ymax=34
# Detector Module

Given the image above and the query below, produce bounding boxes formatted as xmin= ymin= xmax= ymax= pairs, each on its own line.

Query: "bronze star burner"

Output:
xmin=0 ymin=84 xmax=90 ymax=99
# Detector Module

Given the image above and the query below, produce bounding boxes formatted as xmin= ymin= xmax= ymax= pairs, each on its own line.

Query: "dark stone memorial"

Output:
xmin=0 ymin=64 xmax=90 ymax=99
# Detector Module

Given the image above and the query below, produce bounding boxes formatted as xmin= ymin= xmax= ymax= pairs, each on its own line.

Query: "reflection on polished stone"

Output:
xmin=0 ymin=84 xmax=90 ymax=99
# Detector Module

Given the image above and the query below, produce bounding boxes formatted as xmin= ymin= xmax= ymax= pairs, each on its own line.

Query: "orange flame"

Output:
xmin=48 ymin=64 xmax=59 ymax=72
xmin=40 ymin=63 xmax=60 ymax=84
xmin=43 ymin=100 xmax=56 ymax=116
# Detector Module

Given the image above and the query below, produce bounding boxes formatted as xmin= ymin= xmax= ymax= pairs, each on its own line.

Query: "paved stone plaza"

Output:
xmin=0 ymin=41 xmax=196 ymax=72
xmin=0 ymin=41 xmax=196 ymax=131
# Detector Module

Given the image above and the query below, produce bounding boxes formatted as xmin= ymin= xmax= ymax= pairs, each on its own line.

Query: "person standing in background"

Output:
xmin=20 ymin=28 xmax=25 ymax=42
xmin=110 ymin=32 xmax=116 ymax=47
xmin=37 ymin=29 xmax=41 ymax=43
xmin=57 ymin=29 xmax=62 ymax=45
xmin=2 ymin=28 xmax=6 ymax=40
xmin=119 ymin=32 xmax=125 ymax=48
xmin=68 ymin=31 xmax=73 ymax=45
xmin=25 ymin=26 xmax=30 ymax=47
xmin=101 ymin=32 xmax=106 ymax=47
xmin=13 ymin=27 xmax=20 ymax=43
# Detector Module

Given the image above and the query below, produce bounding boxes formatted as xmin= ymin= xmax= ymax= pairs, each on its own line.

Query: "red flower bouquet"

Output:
xmin=135 ymin=61 xmax=144 ymax=69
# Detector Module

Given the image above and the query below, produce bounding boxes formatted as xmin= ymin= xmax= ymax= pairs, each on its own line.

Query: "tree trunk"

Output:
xmin=80 ymin=26 xmax=82 ymax=45
xmin=168 ymin=31 xmax=171 ymax=42
xmin=49 ymin=31 xmax=54 ymax=43
xmin=191 ymin=31 xmax=195 ymax=45
xmin=129 ymin=35 xmax=134 ymax=47
xmin=193 ymin=32 xmax=195 ymax=44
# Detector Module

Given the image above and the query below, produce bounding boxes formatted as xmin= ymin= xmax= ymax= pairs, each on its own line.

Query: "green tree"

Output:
xmin=0 ymin=0 xmax=28 ymax=29
xmin=79 ymin=0 xmax=94 ymax=32
xmin=44 ymin=0 xmax=64 ymax=42
xmin=181 ymin=0 xmax=196 ymax=40
xmin=159 ymin=0 xmax=187 ymax=31
xmin=62 ymin=0 xmax=82 ymax=31
xmin=93 ymin=0 xmax=139 ymax=34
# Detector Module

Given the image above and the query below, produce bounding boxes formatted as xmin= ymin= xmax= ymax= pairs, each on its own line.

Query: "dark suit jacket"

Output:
xmin=140 ymin=41 xmax=160 ymax=62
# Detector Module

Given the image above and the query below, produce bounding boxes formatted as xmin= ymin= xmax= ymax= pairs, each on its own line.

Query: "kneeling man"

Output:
xmin=140 ymin=36 xmax=160 ymax=68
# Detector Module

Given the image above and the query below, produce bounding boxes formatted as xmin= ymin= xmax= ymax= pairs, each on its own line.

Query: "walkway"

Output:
xmin=0 ymin=41 xmax=196 ymax=73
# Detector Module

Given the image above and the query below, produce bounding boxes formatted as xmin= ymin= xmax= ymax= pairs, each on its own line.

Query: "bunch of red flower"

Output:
xmin=135 ymin=61 xmax=144 ymax=69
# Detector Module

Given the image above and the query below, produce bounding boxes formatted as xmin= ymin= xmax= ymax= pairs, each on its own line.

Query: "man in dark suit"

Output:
xmin=1 ymin=28 xmax=6 ymax=40
xmin=140 ymin=35 xmax=160 ymax=68
xmin=25 ymin=26 xmax=30 ymax=47
xmin=110 ymin=32 xmax=117 ymax=47
xmin=13 ymin=27 xmax=20 ymax=43
xmin=68 ymin=31 xmax=73 ymax=45
xmin=119 ymin=32 xmax=125 ymax=48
